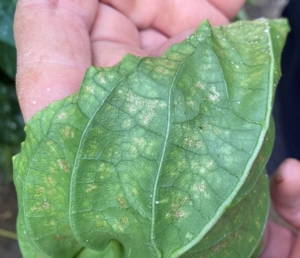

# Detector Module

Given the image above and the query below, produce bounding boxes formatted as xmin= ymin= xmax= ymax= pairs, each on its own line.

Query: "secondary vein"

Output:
xmin=150 ymin=59 xmax=183 ymax=255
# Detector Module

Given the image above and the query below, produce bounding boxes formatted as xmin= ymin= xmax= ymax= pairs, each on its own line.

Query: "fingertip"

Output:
xmin=260 ymin=221 xmax=296 ymax=258
xmin=270 ymin=158 xmax=300 ymax=228
xmin=152 ymin=28 xmax=196 ymax=57
xmin=272 ymin=158 xmax=300 ymax=186
xmin=271 ymin=158 xmax=300 ymax=202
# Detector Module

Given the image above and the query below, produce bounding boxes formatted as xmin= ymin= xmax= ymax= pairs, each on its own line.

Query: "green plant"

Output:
xmin=0 ymin=0 xmax=24 ymax=183
xmin=0 ymin=0 xmax=24 ymax=245
xmin=13 ymin=19 xmax=288 ymax=257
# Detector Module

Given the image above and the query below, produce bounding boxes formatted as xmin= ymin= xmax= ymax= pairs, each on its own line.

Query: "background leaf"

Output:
xmin=0 ymin=0 xmax=23 ymax=184
xmin=0 ymin=0 xmax=17 ymax=79
xmin=13 ymin=19 xmax=289 ymax=258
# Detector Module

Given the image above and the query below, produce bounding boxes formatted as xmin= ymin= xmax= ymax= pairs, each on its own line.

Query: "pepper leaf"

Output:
xmin=13 ymin=19 xmax=289 ymax=258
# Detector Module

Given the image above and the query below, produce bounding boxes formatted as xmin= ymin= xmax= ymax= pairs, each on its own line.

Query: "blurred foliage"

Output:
xmin=247 ymin=0 xmax=256 ymax=4
xmin=236 ymin=8 xmax=250 ymax=21
xmin=0 ymin=0 xmax=24 ymax=183
xmin=236 ymin=0 xmax=258 ymax=20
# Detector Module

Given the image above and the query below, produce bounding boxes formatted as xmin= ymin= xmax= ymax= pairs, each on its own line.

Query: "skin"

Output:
xmin=14 ymin=1 xmax=300 ymax=257
xmin=260 ymin=159 xmax=300 ymax=258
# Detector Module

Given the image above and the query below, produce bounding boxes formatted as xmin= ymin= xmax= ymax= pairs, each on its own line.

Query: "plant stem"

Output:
xmin=0 ymin=228 xmax=18 ymax=240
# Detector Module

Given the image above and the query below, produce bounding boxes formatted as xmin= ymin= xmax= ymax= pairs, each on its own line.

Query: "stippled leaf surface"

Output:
xmin=181 ymin=170 xmax=269 ymax=258
xmin=13 ymin=19 xmax=288 ymax=258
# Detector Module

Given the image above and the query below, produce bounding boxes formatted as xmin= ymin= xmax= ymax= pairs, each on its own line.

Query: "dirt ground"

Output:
xmin=0 ymin=1 xmax=289 ymax=257
xmin=0 ymin=182 xmax=21 ymax=258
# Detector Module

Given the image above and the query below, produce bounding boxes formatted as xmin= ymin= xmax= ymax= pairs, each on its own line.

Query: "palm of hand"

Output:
xmin=14 ymin=0 xmax=241 ymax=121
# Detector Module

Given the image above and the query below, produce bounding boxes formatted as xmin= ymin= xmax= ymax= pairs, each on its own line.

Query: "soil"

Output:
xmin=0 ymin=182 xmax=21 ymax=258
xmin=0 ymin=1 xmax=289 ymax=257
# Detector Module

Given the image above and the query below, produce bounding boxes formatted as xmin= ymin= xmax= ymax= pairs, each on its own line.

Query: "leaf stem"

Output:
xmin=0 ymin=228 xmax=18 ymax=240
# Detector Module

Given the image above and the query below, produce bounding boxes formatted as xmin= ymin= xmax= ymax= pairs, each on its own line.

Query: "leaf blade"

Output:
xmin=13 ymin=19 xmax=289 ymax=258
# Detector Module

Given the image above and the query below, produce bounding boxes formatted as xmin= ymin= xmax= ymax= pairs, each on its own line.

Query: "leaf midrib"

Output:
xmin=150 ymin=59 xmax=185 ymax=256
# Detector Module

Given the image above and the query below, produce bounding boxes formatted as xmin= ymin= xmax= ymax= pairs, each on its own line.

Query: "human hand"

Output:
xmin=260 ymin=159 xmax=300 ymax=258
xmin=14 ymin=0 xmax=245 ymax=122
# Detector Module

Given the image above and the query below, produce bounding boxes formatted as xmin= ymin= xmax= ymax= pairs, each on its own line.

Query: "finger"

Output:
xmin=260 ymin=221 xmax=296 ymax=258
xmin=91 ymin=3 xmax=147 ymax=67
xmin=140 ymin=29 xmax=168 ymax=53
xmin=101 ymin=0 xmax=229 ymax=37
xmin=150 ymin=28 xmax=196 ymax=57
xmin=92 ymin=41 xmax=147 ymax=67
xmin=290 ymin=233 xmax=300 ymax=258
xmin=270 ymin=158 xmax=300 ymax=228
xmin=14 ymin=0 xmax=98 ymax=122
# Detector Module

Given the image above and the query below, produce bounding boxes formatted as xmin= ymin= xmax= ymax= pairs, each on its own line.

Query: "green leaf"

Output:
xmin=0 ymin=0 xmax=16 ymax=47
xmin=0 ymin=70 xmax=24 ymax=183
xmin=0 ymin=0 xmax=17 ymax=79
xmin=13 ymin=19 xmax=289 ymax=258
xmin=0 ymin=41 xmax=16 ymax=79
xmin=0 ymin=72 xmax=25 ymax=146
xmin=181 ymin=170 xmax=269 ymax=258
xmin=0 ymin=0 xmax=23 ymax=181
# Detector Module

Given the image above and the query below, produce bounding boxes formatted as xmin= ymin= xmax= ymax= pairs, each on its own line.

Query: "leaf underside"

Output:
xmin=13 ymin=19 xmax=289 ymax=258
